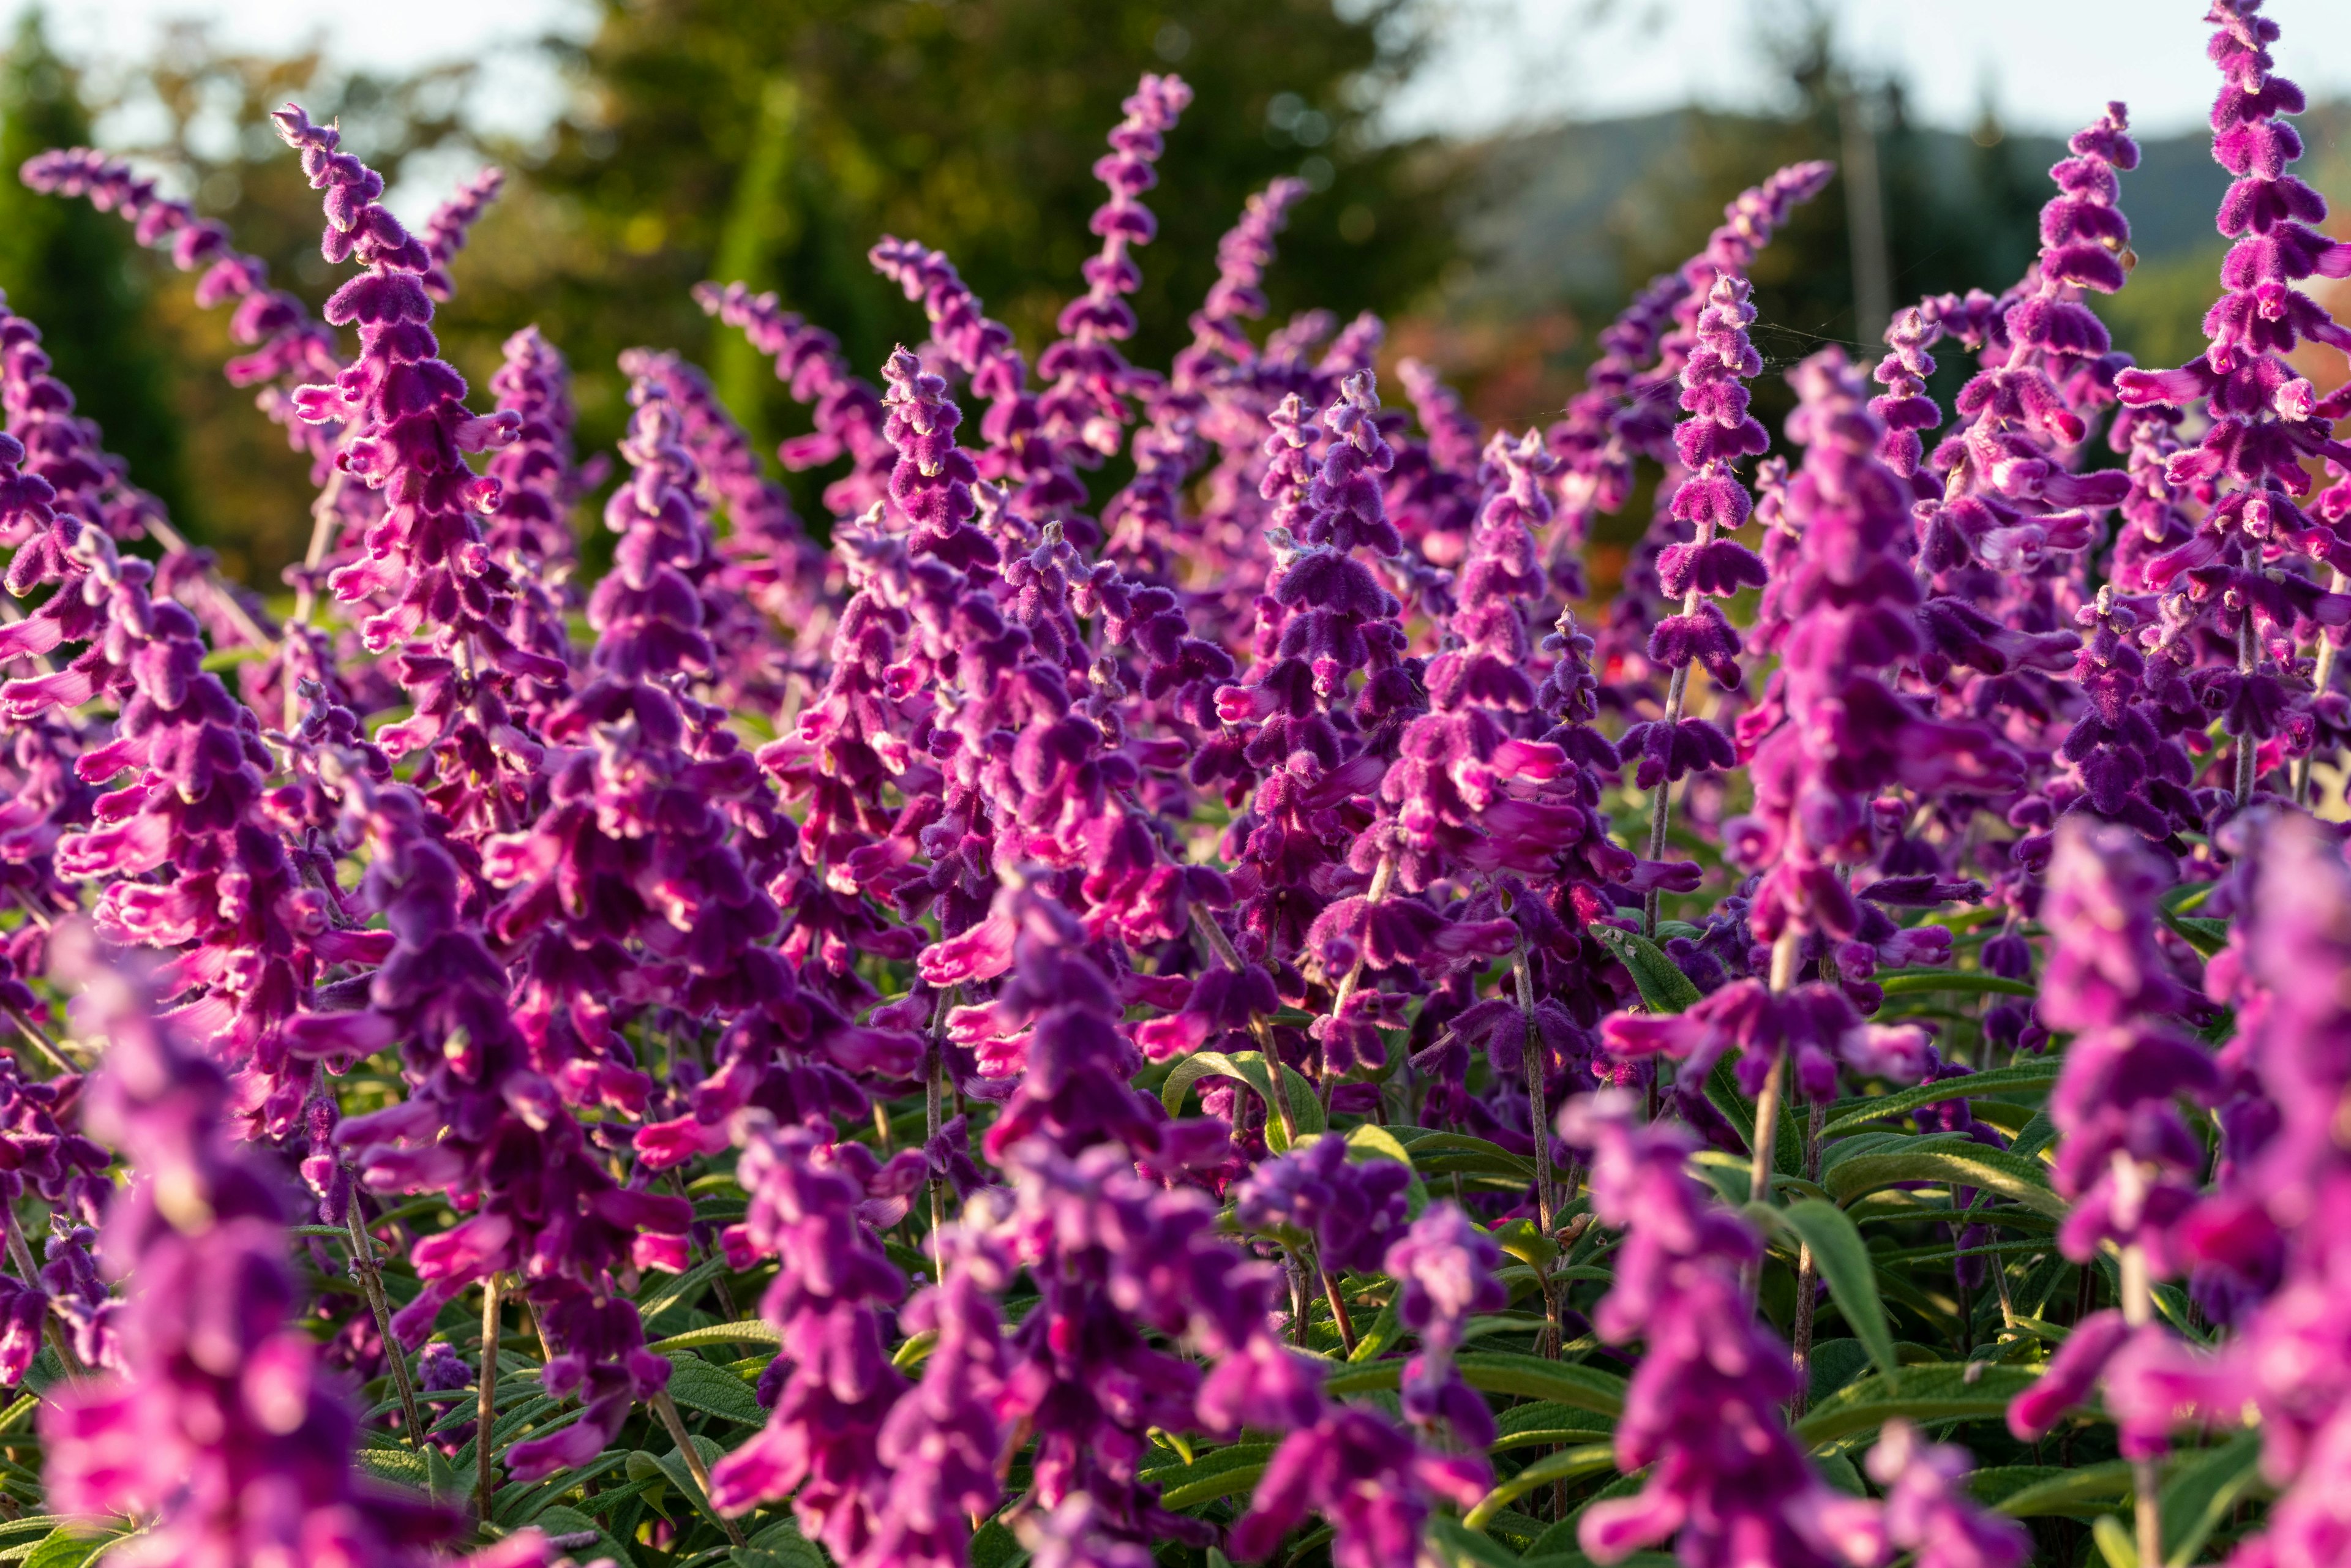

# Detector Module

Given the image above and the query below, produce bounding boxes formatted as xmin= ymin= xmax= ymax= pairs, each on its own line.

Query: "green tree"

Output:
xmin=443 ymin=0 xmax=1456 ymax=523
xmin=0 ymin=12 xmax=190 ymax=533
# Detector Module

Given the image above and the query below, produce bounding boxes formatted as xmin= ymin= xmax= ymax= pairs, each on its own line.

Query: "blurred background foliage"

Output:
xmin=0 ymin=0 xmax=2341 ymax=590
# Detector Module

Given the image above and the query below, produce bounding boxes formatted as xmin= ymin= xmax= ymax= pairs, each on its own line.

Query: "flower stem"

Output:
xmin=1788 ymin=1099 xmax=1827 ymax=1414
xmin=653 ymin=1388 xmax=748 ymax=1546
xmin=1512 ymin=918 xmax=1563 ymax=1357
xmin=1322 ymin=854 xmax=1395 ymax=1101
xmin=3 ymin=1206 xmax=75 ymax=1381
xmin=345 ymin=1191 xmax=426 ymax=1450
xmin=2235 ymin=612 xmax=2260 ymax=811
xmin=2 ymin=1007 xmax=78 ymax=1078
xmin=924 ymin=987 xmax=954 ymax=1280
xmin=2121 ymin=1239 xmax=2160 ymax=1568
xmin=476 ymin=1275 xmax=499 ymax=1524
xmin=1643 ymin=663 xmax=1693 ymax=939
xmin=1190 ymin=903 xmax=1297 ymax=1145
xmin=1316 ymin=1257 xmax=1359 ymax=1357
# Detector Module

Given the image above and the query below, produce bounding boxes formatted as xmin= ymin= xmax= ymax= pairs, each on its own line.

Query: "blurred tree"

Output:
xmin=0 ymin=13 xmax=189 ymax=533
xmin=441 ymin=0 xmax=1457 ymax=534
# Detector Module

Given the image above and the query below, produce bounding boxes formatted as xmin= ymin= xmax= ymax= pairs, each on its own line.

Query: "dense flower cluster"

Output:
xmin=0 ymin=7 xmax=2347 ymax=1566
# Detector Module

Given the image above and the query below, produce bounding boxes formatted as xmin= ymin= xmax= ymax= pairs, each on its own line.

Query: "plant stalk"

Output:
xmin=1190 ymin=903 xmax=1297 ymax=1145
xmin=345 ymin=1190 xmax=427 ymax=1450
xmin=476 ymin=1275 xmax=500 ymax=1524
xmin=925 ymin=987 xmax=954 ymax=1279
xmin=1321 ymin=854 xmax=1395 ymax=1099
xmin=653 ymin=1388 xmax=748 ymax=1546
xmin=3 ymin=1206 xmax=75 ymax=1381
xmin=1316 ymin=1258 xmax=1359 ymax=1357
xmin=1512 ymin=919 xmax=1563 ymax=1356
xmin=2235 ymin=612 xmax=2260 ymax=811
xmin=1643 ymin=587 xmax=1703 ymax=937
xmin=1788 ymin=1100 xmax=1828 ymax=1414
xmin=2113 ymin=1144 xmax=2161 ymax=1568
xmin=2 ymin=1007 xmax=78 ymax=1077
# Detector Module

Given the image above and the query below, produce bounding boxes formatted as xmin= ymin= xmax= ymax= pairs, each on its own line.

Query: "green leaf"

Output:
xmin=496 ymin=1451 xmax=631 ymax=1526
xmin=1493 ymin=1401 xmax=1614 ymax=1452
xmin=640 ymin=1255 xmax=732 ymax=1322
xmin=1427 ymin=1517 xmax=1524 ymax=1568
xmin=650 ymin=1433 xmax=732 ymax=1526
xmin=1382 ymin=1129 xmax=1534 ymax=1183
xmin=664 ymin=1353 xmax=765 ymax=1426
xmin=15 ymin=1531 xmax=107 ymax=1568
xmin=2092 ymin=1514 xmax=2140 ymax=1568
xmin=1970 ymin=1463 xmax=2128 ymax=1517
xmin=1875 ymin=969 xmax=2038 ymax=998
xmin=1774 ymin=1201 xmax=1901 ymax=1386
xmin=1794 ymin=1363 xmax=2040 ymax=1449
xmin=1701 ymin=1059 xmax=1759 ymax=1160
xmin=971 ymin=1520 xmax=1026 ymax=1568
xmin=1347 ymin=1292 xmax=1404 ymax=1364
xmin=2161 ymin=1433 xmax=2265 ymax=1566
xmin=1464 ymin=1443 xmax=1617 ymax=1529
xmin=1588 ymin=925 xmax=1703 ymax=1013
xmin=1820 ymin=1060 xmax=2061 ymax=1136
xmin=2158 ymin=906 xmax=2230 ymax=959
xmin=1160 ymin=1463 xmax=1268 ymax=1511
xmin=354 ymin=1445 xmax=431 ymax=1492
xmin=735 ymin=1515 xmax=830 ymax=1568
xmin=2010 ymin=1108 xmax=2060 ymax=1163
xmin=1326 ymin=1350 xmax=1625 ymax=1419
xmin=651 ymin=1319 xmax=783 ymax=1353
xmin=1822 ymin=1144 xmax=2068 ymax=1220
xmin=531 ymin=1502 xmax=637 ymax=1568
xmin=1161 ymin=1051 xmax=1324 ymax=1150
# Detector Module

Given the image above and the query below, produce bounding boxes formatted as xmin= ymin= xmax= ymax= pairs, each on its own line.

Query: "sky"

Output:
xmin=21 ymin=0 xmax=2351 ymax=149
xmin=1385 ymin=0 xmax=2351 ymax=140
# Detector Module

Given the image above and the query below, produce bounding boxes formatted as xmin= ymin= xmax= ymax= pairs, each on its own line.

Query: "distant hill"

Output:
xmin=1406 ymin=100 xmax=2351 ymax=429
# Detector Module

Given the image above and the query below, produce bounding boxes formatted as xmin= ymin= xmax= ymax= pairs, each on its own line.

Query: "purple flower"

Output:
xmin=2112 ymin=3 xmax=2351 ymax=802
xmin=273 ymin=107 xmax=537 ymax=675
xmin=1229 ymin=1405 xmax=1488 ymax=1568
xmin=326 ymin=768 xmax=688 ymax=1479
xmin=867 ymin=1221 xmax=1010 ymax=1568
xmin=1558 ymin=1092 xmax=1885 ymax=1568
xmin=418 ymin=167 xmax=502 ymax=302
xmin=707 ymin=1117 xmax=919 ymax=1551
xmin=39 ymin=932 xmax=468 ymax=1566
xmin=1731 ymin=349 xmax=2021 ymax=950
xmin=1384 ymin=1202 xmax=1506 ymax=1447
xmin=696 ymin=280 xmax=894 ymax=522
xmin=1234 ymin=1133 xmax=1409 ymax=1273
xmin=2040 ymin=820 xmax=2216 ymax=1272
xmin=1867 ymin=1421 xmax=2029 ymax=1568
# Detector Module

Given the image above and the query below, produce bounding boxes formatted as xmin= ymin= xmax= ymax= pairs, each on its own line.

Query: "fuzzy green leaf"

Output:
xmin=1465 ymin=1443 xmax=1616 ymax=1529
xmin=1875 ymin=969 xmax=2038 ymax=998
xmin=1794 ymin=1363 xmax=2039 ymax=1449
xmin=1774 ymin=1201 xmax=1902 ymax=1386
xmin=1821 ymin=1061 xmax=2061 ymax=1136
xmin=664 ymin=1353 xmax=765 ymax=1426
xmin=1588 ymin=926 xmax=1703 ymax=1014
xmin=2161 ymin=1432 xmax=2265 ymax=1566
xmin=1822 ymin=1144 xmax=2068 ymax=1219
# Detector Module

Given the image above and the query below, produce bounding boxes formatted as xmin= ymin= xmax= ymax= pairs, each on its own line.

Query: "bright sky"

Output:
xmin=24 ymin=0 xmax=2351 ymax=149
xmin=1390 ymin=0 xmax=2351 ymax=140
